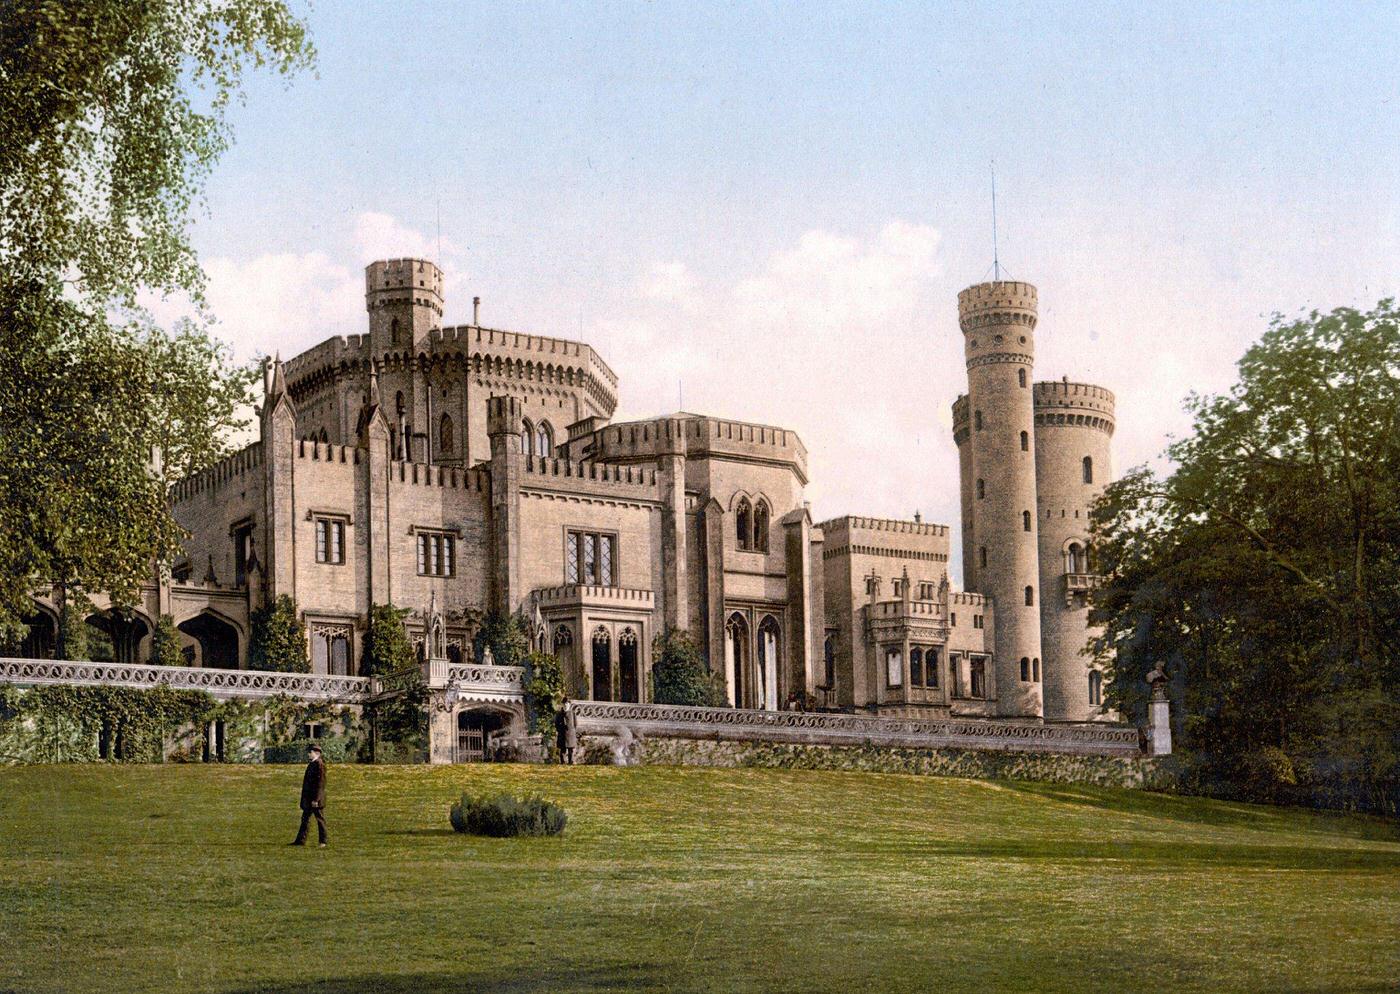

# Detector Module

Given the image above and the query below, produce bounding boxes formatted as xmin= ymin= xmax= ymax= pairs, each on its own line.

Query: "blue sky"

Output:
xmin=178 ymin=1 xmax=1400 ymax=578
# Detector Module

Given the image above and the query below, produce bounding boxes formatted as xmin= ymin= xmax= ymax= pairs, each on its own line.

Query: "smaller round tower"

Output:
xmin=365 ymin=258 xmax=443 ymax=354
xmin=1033 ymin=379 xmax=1115 ymax=722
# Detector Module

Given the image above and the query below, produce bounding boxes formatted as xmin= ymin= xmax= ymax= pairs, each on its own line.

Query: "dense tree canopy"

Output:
xmin=1090 ymin=301 xmax=1400 ymax=813
xmin=0 ymin=1 xmax=313 ymax=646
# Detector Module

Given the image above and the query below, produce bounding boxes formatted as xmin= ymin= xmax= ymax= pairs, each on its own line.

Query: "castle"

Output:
xmin=16 ymin=257 xmax=1116 ymax=742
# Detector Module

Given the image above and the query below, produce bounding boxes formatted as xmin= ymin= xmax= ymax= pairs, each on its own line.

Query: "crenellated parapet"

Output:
xmin=957 ymin=280 xmax=1038 ymax=333
xmin=170 ymin=442 xmax=264 ymax=503
xmin=1033 ymin=380 xmax=1116 ymax=435
xmin=583 ymin=414 xmax=808 ymax=484
xmin=365 ymin=258 xmax=443 ymax=316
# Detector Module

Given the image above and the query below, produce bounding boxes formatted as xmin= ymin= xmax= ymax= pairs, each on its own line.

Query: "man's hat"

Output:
xmin=308 ymin=743 xmax=322 ymax=754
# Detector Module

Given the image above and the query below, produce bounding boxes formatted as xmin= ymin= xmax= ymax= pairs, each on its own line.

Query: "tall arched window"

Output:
xmin=439 ymin=414 xmax=454 ymax=456
xmin=520 ymin=419 xmax=533 ymax=456
xmin=1025 ymin=585 xmax=1035 ymax=606
xmin=753 ymin=500 xmax=771 ymax=553
xmin=618 ymin=627 xmax=639 ymax=703
xmin=390 ymin=317 xmax=401 ymax=345
xmin=725 ymin=613 xmax=749 ymax=707
xmin=974 ymin=410 xmax=983 ymax=431
xmin=823 ymin=635 xmax=835 ymax=688
xmin=536 ymin=422 xmax=553 ymax=459
xmin=910 ymin=647 xmax=924 ymax=687
xmin=976 ymin=479 xmax=985 ymax=500
xmin=1083 ymin=456 xmax=1094 ymax=484
xmin=735 ymin=498 xmax=753 ymax=551
xmin=1018 ymin=368 xmax=1027 ymax=388
xmin=1020 ymin=430 xmax=1029 ymax=452
xmin=1033 ymin=657 xmax=1040 ymax=682
xmin=1020 ymin=657 xmax=1030 ymax=682
xmin=1088 ymin=670 xmax=1103 ymax=706
xmin=757 ymin=616 xmax=781 ymax=710
xmin=1022 ymin=510 xmax=1032 ymax=531
xmin=591 ymin=627 xmax=612 ymax=702
xmin=1067 ymin=542 xmax=1085 ymax=573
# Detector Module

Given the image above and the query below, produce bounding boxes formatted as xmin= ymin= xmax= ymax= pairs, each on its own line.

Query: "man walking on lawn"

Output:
xmin=291 ymin=743 xmax=327 ymax=847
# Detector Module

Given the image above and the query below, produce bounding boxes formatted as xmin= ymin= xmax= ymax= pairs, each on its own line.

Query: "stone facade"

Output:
xmin=15 ymin=261 xmax=1116 ymax=736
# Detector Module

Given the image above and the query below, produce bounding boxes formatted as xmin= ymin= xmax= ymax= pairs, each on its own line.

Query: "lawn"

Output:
xmin=1 ymin=764 xmax=1397 ymax=994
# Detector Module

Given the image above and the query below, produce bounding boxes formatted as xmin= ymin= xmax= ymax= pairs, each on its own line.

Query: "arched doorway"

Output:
xmin=455 ymin=707 xmax=510 ymax=762
xmin=618 ymin=628 xmax=639 ymax=703
xmin=178 ymin=612 xmax=240 ymax=669
xmin=9 ymin=607 xmax=57 ymax=659
xmin=725 ymin=613 xmax=749 ymax=708
xmin=86 ymin=611 xmax=150 ymax=664
xmin=591 ymin=627 xmax=612 ymax=701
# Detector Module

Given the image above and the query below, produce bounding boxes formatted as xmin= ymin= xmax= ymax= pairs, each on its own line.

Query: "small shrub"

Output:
xmin=449 ymin=792 xmax=567 ymax=837
xmin=264 ymin=735 xmax=359 ymax=764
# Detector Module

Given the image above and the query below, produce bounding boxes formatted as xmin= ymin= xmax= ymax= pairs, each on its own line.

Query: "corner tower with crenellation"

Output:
xmin=954 ymin=281 xmax=1043 ymax=718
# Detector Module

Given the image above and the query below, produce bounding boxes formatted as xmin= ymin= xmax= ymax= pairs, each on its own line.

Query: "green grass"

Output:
xmin=1 ymin=765 xmax=1398 ymax=994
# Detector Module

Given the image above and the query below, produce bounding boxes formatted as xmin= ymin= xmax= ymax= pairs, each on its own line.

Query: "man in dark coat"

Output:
xmin=554 ymin=698 xmax=579 ymax=765
xmin=291 ymin=743 xmax=327 ymax=847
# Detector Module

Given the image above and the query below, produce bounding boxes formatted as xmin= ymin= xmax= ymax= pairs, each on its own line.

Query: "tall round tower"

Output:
xmin=958 ymin=281 xmax=1043 ymax=718
xmin=1033 ymin=380 xmax=1115 ymax=721
xmin=365 ymin=258 xmax=443 ymax=354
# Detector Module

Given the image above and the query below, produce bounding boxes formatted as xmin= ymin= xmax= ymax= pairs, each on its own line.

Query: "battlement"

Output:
xmin=519 ymin=454 xmax=659 ymax=498
xmin=958 ymin=280 xmax=1038 ymax=333
xmin=295 ymin=439 xmax=360 ymax=465
xmin=487 ymin=395 xmax=523 ymax=437
xmin=816 ymin=515 xmax=950 ymax=539
xmin=1033 ymin=380 xmax=1116 ymax=414
xmin=950 ymin=591 xmax=989 ymax=607
xmin=170 ymin=442 xmax=264 ymax=503
xmin=585 ymin=414 xmax=809 ymax=483
xmin=432 ymin=325 xmax=618 ymax=389
xmin=365 ymin=258 xmax=443 ymax=301
xmin=390 ymin=460 xmax=490 ymax=492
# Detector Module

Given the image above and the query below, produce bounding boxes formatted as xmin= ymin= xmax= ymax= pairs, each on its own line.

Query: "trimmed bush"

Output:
xmin=449 ymin=792 xmax=567 ymax=837
xmin=264 ymin=736 xmax=359 ymax=764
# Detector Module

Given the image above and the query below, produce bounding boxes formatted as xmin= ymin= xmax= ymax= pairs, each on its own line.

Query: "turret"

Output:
xmin=365 ymin=258 xmax=443 ymax=353
xmin=955 ymin=281 xmax=1042 ymax=718
xmin=1033 ymin=379 xmax=1115 ymax=721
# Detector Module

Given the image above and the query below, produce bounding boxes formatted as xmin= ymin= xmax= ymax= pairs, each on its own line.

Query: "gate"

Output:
xmin=456 ymin=726 xmax=485 ymax=763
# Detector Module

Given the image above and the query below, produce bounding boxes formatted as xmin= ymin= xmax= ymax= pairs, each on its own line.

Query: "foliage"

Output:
xmin=249 ymin=595 xmax=308 ymax=672
xmin=448 ymin=792 xmax=567 ymax=838
xmin=150 ymin=613 xmax=184 ymax=666
xmin=0 ymin=683 xmax=215 ymax=762
xmin=474 ymin=612 xmax=530 ymax=667
xmin=523 ymin=651 xmax=565 ymax=739
xmin=362 ymin=603 xmax=426 ymax=754
xmin=1090 ymin=300 xmax=1400 ymax=814
xmin=263 ymin=736 xmax=358 ymax=765
xmin=57 ymin=599 xmax=90 ymax=662
xmin=650 ymin=628 xmax=727 ymax=706
xmin=0 ymin=1 xmax=313 ymax=643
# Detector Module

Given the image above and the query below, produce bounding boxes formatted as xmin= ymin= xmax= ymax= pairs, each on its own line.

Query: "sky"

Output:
xmin=169 ymin=1 xmax=1400 ymax=583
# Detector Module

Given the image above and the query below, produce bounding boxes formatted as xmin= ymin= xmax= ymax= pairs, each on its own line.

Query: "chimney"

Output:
xmin=473 ymin=296 xmax=481 ymax=325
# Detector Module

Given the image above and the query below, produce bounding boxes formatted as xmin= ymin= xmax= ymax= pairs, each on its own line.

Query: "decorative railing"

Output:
xmin=444 ymin=663 xmax=526 ymax=695
xmin=572 ymin=700 xmax=1143 ymax=757
xmin=0 ymin=658 xmax=375 ymax=702
xmin=1066 ymin=573 xmax=1102 ymax=591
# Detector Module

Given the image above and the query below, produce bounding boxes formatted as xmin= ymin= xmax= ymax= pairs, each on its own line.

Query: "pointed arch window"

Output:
xmin=753 ymin=500 xmax=771 ymax=553
xmin=910 ymin=647 xmax=924 ymax=687
xmin=735 ymin=498 xmax=753 ymax=551
xmin=823 ymin=635 xmax=835 ymax=688
xmin=535 ymin=421 xmax=553 ymax=459
xmin=1018 ymin=368 xmax=1027 ymax=388
xmin=1067 ymin=542 xmax=1086 ymax=574
xmin=440 ymin=414 xmax=454 ymax=456
xmin=520 ymin=419 xmax=533 ymax=455
xmin=390 ymin=317 xmax=401 ymax=345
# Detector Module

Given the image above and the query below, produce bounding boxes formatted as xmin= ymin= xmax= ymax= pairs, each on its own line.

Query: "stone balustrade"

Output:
xmin=572 ymin=700 xmax=1143 ymax=758
xmin=0 ymin=658 xmax=375 ymax=702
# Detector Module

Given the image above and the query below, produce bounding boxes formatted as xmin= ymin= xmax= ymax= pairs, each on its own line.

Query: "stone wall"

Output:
xmin=581 ymin=735 xmax=1157 ymax=788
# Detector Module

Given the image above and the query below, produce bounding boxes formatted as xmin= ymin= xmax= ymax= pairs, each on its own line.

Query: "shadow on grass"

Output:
xmin=911 ymin=838 xmax=1400 ymax=871
xmin=219 ymin=963 xmax=666 ymax=993
xmin=998 ymin=781 xmax=1400 ymax=843
xmin=381 ymin=829 xmax=458 ymax=837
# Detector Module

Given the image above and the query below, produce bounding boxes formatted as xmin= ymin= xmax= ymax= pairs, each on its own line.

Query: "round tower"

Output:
xmin=1033 ymin=380 xmax=1115 ymax=722
xmin=958 ymin=281 xmax=1043 ymax=718
xmin=365 ymin=258 xmax=443 ymax=354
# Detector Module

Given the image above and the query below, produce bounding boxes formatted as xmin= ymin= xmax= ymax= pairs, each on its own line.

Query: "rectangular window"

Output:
xmin=416 ymin=531 xmax=456 ymax=577
xmin=565 ymin=530 xmax=619 ymax=587
xmin=925 ymin=648 xmax=939 ymax=687
xmin=315 ymin=518 xmax=345 ymax=565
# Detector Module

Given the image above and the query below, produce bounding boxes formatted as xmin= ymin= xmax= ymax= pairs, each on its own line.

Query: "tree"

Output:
xmin=523 ymin=651 xmax=565 ymax=741
xmin=1090 ymin=300 xmax=1400 ymax=813
xmin=651 ymin=628 xmax=726 ymax=707
xmin=364 ymin=603 xmax=425 ymax=754
xmin=149 ymin=613 xmax=184 ymax=667
xmin=0 ymin=2 xmax=313 ymax=646
xmin=248 ymin=595 xmax=307 ymax=673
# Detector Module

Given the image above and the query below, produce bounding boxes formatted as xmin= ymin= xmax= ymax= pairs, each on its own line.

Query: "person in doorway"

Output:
xmin=291 ymin=743 xmax=327 ymax=847
xmin=555 ymin=697 xmax=579 ymax=765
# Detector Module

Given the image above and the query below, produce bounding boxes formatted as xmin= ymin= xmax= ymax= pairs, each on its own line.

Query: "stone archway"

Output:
xmin=85 ymin=610 xmax=151 ymax=664
xmin=9 ymin=606 xmax=58 ymax=659
xmin=178 ymin=612 xmax=241 ymax=669
xmin=454 ymin=706 xmax=513 ymax=763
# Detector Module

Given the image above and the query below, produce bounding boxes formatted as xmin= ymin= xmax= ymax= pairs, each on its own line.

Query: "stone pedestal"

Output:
xmin=1149 ymin=694 xmax=1172 ymax=756
xmin=427 ymin=691 xmax=456 ymax=764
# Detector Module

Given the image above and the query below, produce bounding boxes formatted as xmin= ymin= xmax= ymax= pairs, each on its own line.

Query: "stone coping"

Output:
xmin=0 ymin=658 xmax=376 ymax=702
